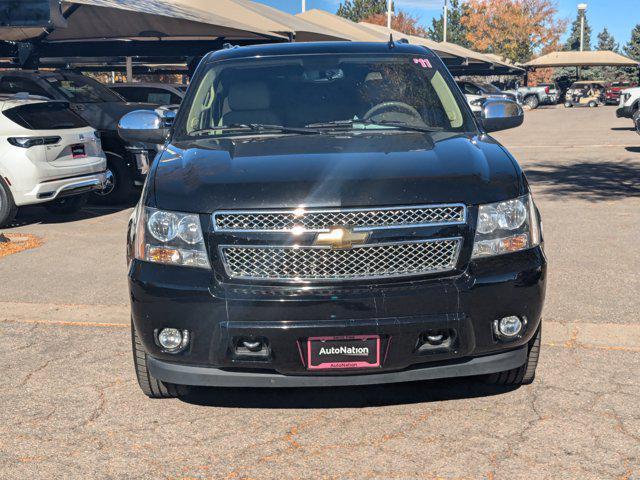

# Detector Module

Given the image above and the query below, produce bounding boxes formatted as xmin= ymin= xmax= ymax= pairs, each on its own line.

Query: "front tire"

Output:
xmin=131 ymin=321 xmax=189 ymax=399
xmin=44 ymin=193 xmax=88 ymax=215
xmin=564 ymin=101 xmax=573 ymax=108
xmin=91 ymin=153 xmax=135 ymax=205
xmin=485 ymin=325 xmax=541 ymax=386
xmin=0 ymin=176 xmax=17 ymax=228
xmin=588 ymin=101 xmax=597 ymax=108
xmin=524 ymin=95 xmax=539 ymax=110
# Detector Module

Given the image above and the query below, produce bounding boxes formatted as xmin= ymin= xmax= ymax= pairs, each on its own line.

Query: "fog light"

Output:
xmin=497 ymin=316 xmax=523 ymax=337
xmin=158 ymin=328 xmax=189 ymax=352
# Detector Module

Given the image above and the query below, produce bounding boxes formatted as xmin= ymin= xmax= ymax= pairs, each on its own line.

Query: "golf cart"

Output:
xmin=564 ymin=81 xmax=606 ymax=108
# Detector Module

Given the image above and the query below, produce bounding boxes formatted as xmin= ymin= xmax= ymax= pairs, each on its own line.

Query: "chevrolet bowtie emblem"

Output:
xmin=314 ymin=228 xmax=370 ymax=249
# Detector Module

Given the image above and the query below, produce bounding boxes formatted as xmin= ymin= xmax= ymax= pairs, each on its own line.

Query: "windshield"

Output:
xmin=176 ymin=53 xmax=474 ymax=138
xmin=42 ymin=73 xmax=123 ymax=103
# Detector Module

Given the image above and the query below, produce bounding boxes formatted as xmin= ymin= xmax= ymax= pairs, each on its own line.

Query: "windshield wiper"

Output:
xmin=305 ymin=119 xmax=443 ymax=133
xmin=189 ymin=123 xmax=321 ymax=137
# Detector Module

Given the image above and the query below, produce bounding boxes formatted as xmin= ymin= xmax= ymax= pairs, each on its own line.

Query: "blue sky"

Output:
xmin=257 ymin=0 xmax=638 ymax=49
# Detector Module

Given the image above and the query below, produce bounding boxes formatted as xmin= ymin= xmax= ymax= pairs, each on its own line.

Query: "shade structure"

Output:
xmin=524 ymin=50 xmax=639 ymax=68
xmin=297 ymin=10 xmax=387 ymax=42
xmin=0 ymin=0 xmax=285 ymax=43
xmin=221 ymin=0 xmax=348 ymax=41
xmin=358 ymin=22 xmax=462 ymax=60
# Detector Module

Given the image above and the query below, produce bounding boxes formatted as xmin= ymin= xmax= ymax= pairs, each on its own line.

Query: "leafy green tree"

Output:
xmin=336 ymin=0 xmax=389 ymax=22
xmin=564 ymin=9 xmax=591 ymax=51
xmin=427 ymin=0 xmax=470 ymax=47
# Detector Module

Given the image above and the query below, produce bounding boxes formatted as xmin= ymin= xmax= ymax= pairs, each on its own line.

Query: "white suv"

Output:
xmin=0 ymin=95 xmax=108 ymax=227
xmin=616 ymin=86 xmax=640 ymax=120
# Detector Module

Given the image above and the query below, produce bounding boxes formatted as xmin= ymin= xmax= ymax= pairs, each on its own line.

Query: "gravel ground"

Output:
xmin=1 ymin=105 xmax=639 ymax=479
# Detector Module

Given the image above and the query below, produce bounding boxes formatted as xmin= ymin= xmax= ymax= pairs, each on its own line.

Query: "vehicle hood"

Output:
xmin=621 ymin=86 xmax=640 ymax=95
xmin=153 ymin=132 xmax=522 ymax=213
xmin=73 ymin=101 xmax=158 ymax=132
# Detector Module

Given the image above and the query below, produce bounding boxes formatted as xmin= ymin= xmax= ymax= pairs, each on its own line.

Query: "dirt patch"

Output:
xmin=0 ymin=234 xmax=43 ymax=258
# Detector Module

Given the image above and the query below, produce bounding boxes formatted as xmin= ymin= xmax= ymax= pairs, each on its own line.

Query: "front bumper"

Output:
xmin=130 ymin=246 xmax=546 ymax=387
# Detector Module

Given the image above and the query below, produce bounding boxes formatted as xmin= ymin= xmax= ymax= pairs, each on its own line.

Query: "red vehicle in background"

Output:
xmin=605 ymin=82 xmax=637 ymax=104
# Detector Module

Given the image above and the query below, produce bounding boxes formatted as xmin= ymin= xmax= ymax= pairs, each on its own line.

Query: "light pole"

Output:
xmin=301 ymin=0 xmax=305 ymax=13
xmin=387 ymin=0 xmax=392 ymax=29
xmin=443 ymin=0 xmax=448 ymax=43
xmin=578 ymin=3 xmax=587 ymax=51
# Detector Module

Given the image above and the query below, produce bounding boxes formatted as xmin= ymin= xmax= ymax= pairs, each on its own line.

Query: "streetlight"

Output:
xmin=578 ymin=3 xmax=587 ymax=52
xmin=302 ymin=0 xmax=305 ymax=13
xmin=387 ymin=0 xmax=392 ymax=29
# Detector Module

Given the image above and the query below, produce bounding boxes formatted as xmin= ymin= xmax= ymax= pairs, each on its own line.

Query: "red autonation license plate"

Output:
xmin=307 ymin=335 xmax=380 ymax=370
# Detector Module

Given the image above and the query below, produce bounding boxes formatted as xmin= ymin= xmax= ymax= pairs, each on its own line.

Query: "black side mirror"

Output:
xmin=480 ymin=98 xmax=524 ymax=133
xmin=118 ymin=110 xmax=170 ymax=144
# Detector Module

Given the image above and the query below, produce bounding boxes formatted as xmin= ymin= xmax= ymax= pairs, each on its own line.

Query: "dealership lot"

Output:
xmin=1 ymin=106 xmax=639 ymax=479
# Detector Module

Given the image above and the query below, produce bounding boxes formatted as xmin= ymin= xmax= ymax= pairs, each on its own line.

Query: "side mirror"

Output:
xmin=118 ymin=110 xmax=169 ymax=144
xmin=480 ymin=98 xmax=524 ymax=133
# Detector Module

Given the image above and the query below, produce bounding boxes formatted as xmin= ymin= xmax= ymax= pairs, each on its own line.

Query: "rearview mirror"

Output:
xmin=480 ymin=99 xmax=524 ymax=133
xmin=118 ymin=110 xmax=170 ymax=145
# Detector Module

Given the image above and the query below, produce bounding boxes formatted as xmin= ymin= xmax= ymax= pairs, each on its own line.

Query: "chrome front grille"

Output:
xmin=220 ymin=238 xmax=461 ymax=281
xmin=213 ymin=204 xmax=466 ymax=232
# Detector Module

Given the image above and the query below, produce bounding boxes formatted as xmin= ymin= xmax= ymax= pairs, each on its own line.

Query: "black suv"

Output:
xmin=119 ymin=42 xmax=545 ymax=398
xmin=0 ymin=70 xmax=157 ymax=204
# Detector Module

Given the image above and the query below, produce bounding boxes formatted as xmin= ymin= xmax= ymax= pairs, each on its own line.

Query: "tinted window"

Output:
xmin=41 ymin=73 xmax=122 ymax=103
xmin=0 ymin=76 xmax=51 ymax=98
xmin=112 ymin=86 xmax=181 ymax=104
xmin=3 ymin=102 xmax=88 ymax=130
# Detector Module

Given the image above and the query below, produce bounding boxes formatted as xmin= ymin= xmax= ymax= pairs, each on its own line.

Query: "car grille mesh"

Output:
xmin=221 ymin=239 xmax=461 ymax=281
xmin=214 ymin=205 xmax=465 ymax=232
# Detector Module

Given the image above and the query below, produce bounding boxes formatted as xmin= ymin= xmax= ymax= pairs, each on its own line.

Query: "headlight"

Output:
xmin=134 ymin=206 xmax=210 ymax=269
xmin=472 ymin=194 xmax=541 ymax=259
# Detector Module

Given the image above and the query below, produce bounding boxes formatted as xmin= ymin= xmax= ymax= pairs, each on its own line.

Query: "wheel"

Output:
xmin=564 ymin=101 xmax=573 ymax=108
xmin=91 ymin=153 xmax=135 ymax=205
xmin=524 ymin=95 xmax=539 ymax=110
xmin=44 ymin=193 xmax=88 ymax=215
xmin=0 ymin=176 xmax=18 ymax=228
xmin=484 ymin=324 xmax=541 ymax=386
xmin=633 ymin=110 xmax=640 ymax=133
xmin=588 ymin=101 xmax=597 ymax=108
xmin=131 ymin=320 xmax=189 ymax=399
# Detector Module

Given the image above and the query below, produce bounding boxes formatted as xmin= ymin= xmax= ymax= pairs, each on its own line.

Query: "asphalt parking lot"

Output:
xmin=2 ymin=105 xmax=639 ymax=479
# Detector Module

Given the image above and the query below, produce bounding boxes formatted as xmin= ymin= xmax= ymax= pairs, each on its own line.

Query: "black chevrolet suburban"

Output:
xmin=119 ymin=42 xmax=546 ymax=398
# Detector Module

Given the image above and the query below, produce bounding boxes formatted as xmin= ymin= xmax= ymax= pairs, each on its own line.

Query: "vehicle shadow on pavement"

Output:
xmin=524 ymin=161 xmax=640 ymax=201
xmin=180 ymin=379 xmax=518 ymax=409
xmin=610 ymin=127 xmax=636 ymax=131
xmin=5 ymin=204 xmax=133 ymax=228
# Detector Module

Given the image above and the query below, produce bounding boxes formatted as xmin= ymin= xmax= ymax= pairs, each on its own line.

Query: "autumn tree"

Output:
xmin=462 ymin=0 xmax=566 ymax=64
xmin=427 ymin=0 xmax=470 ymax=47
xmin=337 ymin=0 xmax=389 ymax=22
xmin=362 ymin=11 xmax=428 ymax=37
xmin=564 ymin=9 xmax=592 ymax=51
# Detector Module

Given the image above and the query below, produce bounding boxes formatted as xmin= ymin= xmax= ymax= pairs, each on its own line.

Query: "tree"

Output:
xmin=363 ymin=11 xmax=428 ymax=37
xmin=462 ymin=0 xmax=566 ymax=64
xmin=427 ymin=0 xmax=470 ymax=47
xmin=596 ymin=27 xmax=618 ymax=52
xmin=564 ymin=9 xmax=592 ymax=51
xmin=623 ymin=24 xmax=640 ymax=61
xmin=337 ymin=0 xmax=389 ymax=23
